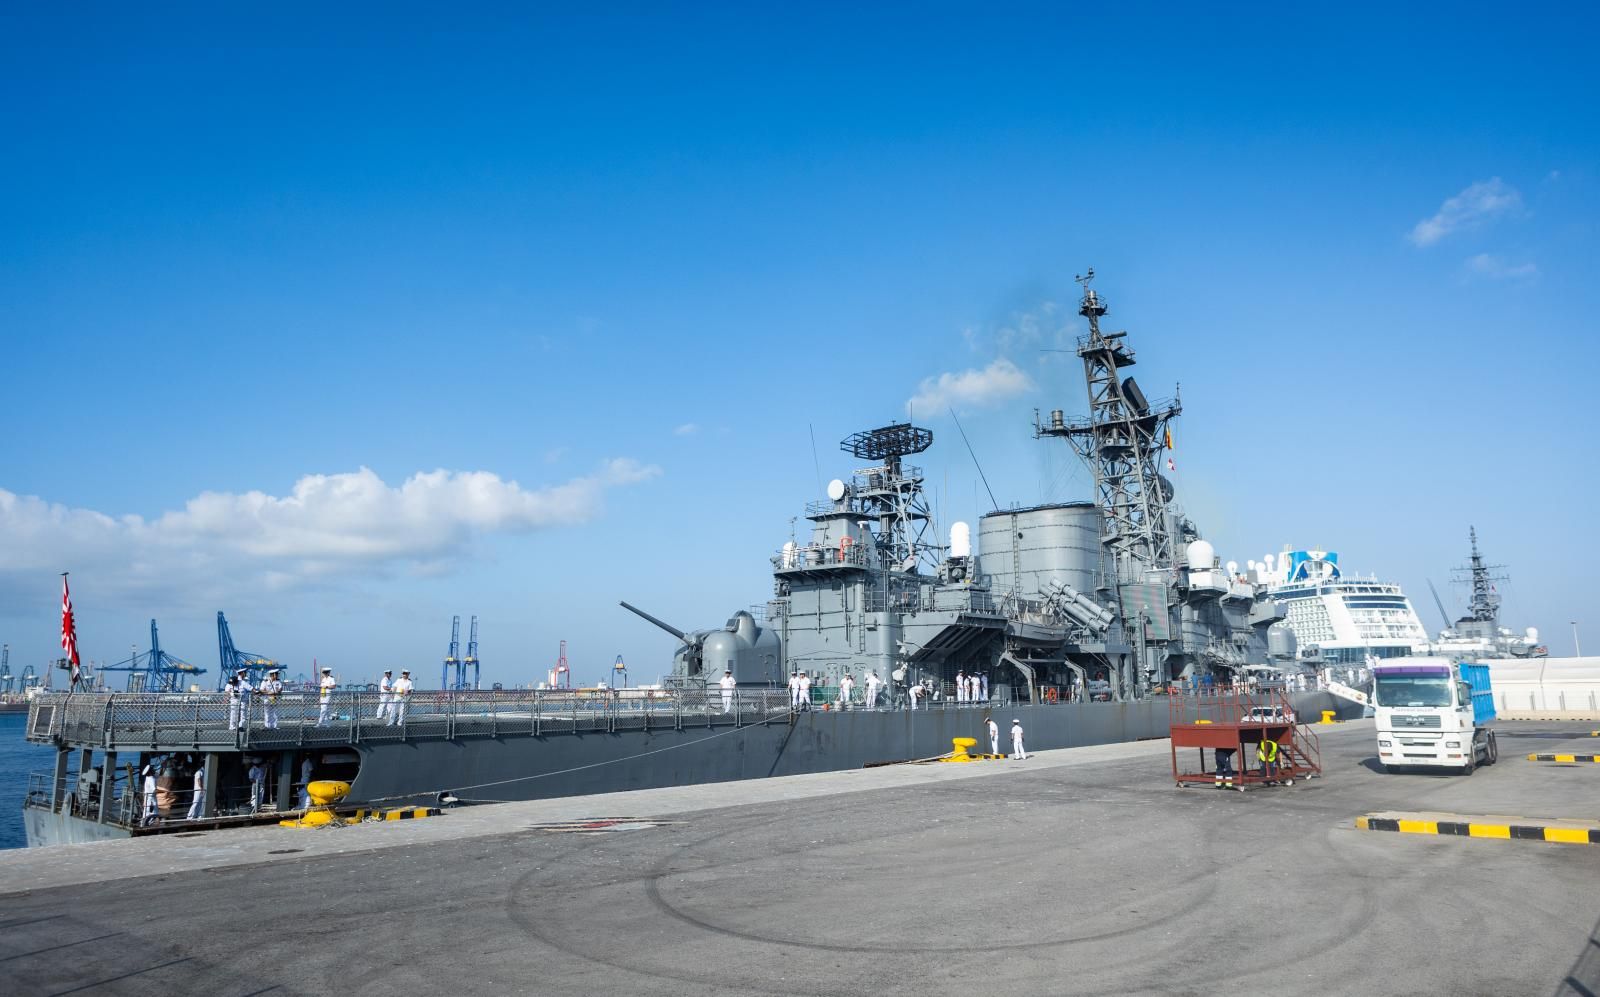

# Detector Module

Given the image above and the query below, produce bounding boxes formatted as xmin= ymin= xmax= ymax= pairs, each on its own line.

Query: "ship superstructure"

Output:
xmin=1426 ymin=528 xmax=1545 ymax=659
xmin=1256 ymin=548 xmax=1430 ymax=668
xmin=631 ymin=270 xmax=1292 ymax=701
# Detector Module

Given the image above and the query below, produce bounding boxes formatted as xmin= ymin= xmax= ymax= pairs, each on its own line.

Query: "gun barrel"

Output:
xmin=619 ymin=601 xmax=687 ymax=641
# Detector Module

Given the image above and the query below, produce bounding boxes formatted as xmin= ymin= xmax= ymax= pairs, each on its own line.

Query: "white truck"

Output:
xmin=1373 ymin=657 xmax=1498 ymax=774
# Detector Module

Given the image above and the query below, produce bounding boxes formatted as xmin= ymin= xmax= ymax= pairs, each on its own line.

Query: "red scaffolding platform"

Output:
xmin=1168 ymin=687 xmax=1321 ymax=790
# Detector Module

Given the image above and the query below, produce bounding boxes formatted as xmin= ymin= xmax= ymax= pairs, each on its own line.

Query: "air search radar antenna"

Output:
xmin=837 ymin=422 xmax=937 ymax=574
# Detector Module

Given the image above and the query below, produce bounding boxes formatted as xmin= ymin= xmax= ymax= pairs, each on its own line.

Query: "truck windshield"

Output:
xmin=1374 ymin=675 xmax=1453 ymax=708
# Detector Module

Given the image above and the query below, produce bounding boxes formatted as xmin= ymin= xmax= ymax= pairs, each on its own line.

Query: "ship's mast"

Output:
xmin=1457 ymin=526 xmax=1505 ymax=624
xmin=839 ymin=423 xmax=937 ymax=571
xmin=1037 ymin=269 xmax=1182 ymax=583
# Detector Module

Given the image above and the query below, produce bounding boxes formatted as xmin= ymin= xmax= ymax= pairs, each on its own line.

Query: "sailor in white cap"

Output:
xmin=225 ymin=674 xmax=245 ymax=731
xmin=233 ymin=668 xmax=254 ymax=730
xmin=987 ymin=716 xmax=1000 ymax=757
xmin=836 ymin=672 xmax=854 ymax=710
xmin=376 ymin=668 xmax=394 ymax=722
xmin=1010 ymin=718 xmax=1026 ymax=760
xmin=864 ymin=670 xmax=882 ymax=710
xmin=788 ymin=670 xmax=802 ymax=709
xmin=261 ymin=668 xmax=283 ymax=729
xmin=797 ymin=671 xmax=812 ymax=711
xmin=955 ymin=670 xmax=968 ymax=704
xmin=316 ymin=667 xmax=337 ymax=726
xmin=389 ymin=669 xmax=414 ymax=726
xmin=718 ymin=669 xmax=736 ymax=714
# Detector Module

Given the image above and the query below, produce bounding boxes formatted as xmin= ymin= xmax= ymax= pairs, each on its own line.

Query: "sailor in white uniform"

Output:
xmin=186 ymin=765 xmax=205 ymax=819
xmin=788 ymin=671 xmax=802 ymax=709
xmin=260 ymin=669 xmax=283 ymax=729
xmin=864 ymin=671 xmax=882 ymax=709
xmin=955 ymin=670 xmax=968 ymax=703
xmin=719 ymin=669 xmax=736 ymax=713
xmin=377 ymin=669 xmax=394 ymax=721
xmin=316 ymin=667 xmax=336 ymax=726
xmin=390 ymin=669 xmax=414 ymax=725
xmin=142 ymin=765 xmax=158 ymax=825
xmin=1010 ymin=719 xmax=1027 ymax=760
xmin=837 ymin=673 xmax=854 ymax=709
xmin=987 ymin=717 xmax=1000 ymax=756
xmin=908 ymin=681 xmax=923 ymax=710
xmin=225 ymin=675 xmax=245 ymax=731
xmin=798 ymin=672 xmax=812 ymax=711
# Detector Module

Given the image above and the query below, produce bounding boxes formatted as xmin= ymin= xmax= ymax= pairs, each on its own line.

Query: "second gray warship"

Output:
xmin=21 ymin=271 xmax=1358 ymax=847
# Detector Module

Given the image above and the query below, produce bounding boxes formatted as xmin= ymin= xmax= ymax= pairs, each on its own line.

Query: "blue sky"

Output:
xmin=2 ymin=4 xmax=1596 ymax=685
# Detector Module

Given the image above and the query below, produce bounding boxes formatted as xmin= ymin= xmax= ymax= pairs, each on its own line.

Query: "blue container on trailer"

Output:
xmin=1456 ymin=661 xmax=1497 ymax=724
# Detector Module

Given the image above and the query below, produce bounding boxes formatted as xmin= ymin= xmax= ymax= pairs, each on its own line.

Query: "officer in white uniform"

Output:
xmin=864 ymin=671 xmax=882 ymax=710
xmin=1010 ymin=719 xmax=1027 ymax=760
xmin=719 ymin=669 xmax=736 ymax=713
xmin=987 ymin=716 xmax=1000 ymax=756
xmin=837 ymin=673 xmax=854 ymax=709
xmin=390 ymin=669 xmax=414 ymax=725
xmin=908 ymin=681 xmax=923 ymax=710
xmin=261 ymin=669 xmax=283 ymax=729
xmin=788 ymin=671 xmax=802 ymax=709
xmin=186 ymin=765 xmax=205 ymax=819
xmin=234 ymin=669 xmax=253 ymax=729
xmin=247 ymin=759 xmax=266 ymax=813
xmin=798 ymin=672 xmax=812 ymax=711
xmin=377 ymin=669 xmax=394 ymax=721
xmin=225 ymin=675 xmax=245 ymax=731
xmin=316 ymin=667 xmax=336 ymax=726
xmin=955 ymin=670 xmax=968 ymax=703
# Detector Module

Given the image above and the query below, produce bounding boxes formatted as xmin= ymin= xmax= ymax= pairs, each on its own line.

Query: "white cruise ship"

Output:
xmin=1251 ymin=548 xmax=1429 ymax=667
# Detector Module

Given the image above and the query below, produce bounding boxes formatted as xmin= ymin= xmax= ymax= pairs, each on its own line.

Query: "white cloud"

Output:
xmin=907 ymin=358 xmax=1035 ymax=415
xmin=0 ymin=460 xmax=661 ymax=603
xmin=1409 ymin=178 xmax=1522 ymax=247
xmin=543 ymin=446 xmax=568 ymax=464
xmin=673 ymin=423 xmax=700 ymax=436
xmin=1464 ymin=253 xmax=1538 ymax=280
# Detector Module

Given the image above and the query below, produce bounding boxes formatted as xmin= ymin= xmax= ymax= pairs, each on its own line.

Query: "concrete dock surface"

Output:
xmin=3 ymin=719 xmax=1597 ymax=996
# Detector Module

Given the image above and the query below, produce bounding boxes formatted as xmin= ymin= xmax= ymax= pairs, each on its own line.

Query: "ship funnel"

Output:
xmin=950 ymin=521 xmax=971 ymax=559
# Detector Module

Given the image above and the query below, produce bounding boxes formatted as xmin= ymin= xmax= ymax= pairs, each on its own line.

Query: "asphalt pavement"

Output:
xmin=2 ymin=719 xmax=1597 ymax=996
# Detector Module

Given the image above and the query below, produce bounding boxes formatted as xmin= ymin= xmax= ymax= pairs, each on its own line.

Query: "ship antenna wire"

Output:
xmin=808 ymin=422 xmax=823 ymax=495
xmin=949 ymin=406 xmax=998 ymax=512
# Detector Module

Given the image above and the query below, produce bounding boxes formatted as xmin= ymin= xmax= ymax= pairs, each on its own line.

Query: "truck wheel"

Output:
xmin=1486 ymin=732 xmax=1498 ymax=765
xmin=1462 ymin=756 xmax=1475 ymax=776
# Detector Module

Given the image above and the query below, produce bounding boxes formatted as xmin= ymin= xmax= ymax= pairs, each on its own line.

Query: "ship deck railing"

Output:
xmin=24 ymin=688 xmax=802 ymax=752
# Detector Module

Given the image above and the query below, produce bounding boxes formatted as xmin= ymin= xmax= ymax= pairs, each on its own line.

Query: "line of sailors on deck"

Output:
xmin=222 ymin=666 xmax=414 ymax=729
xmin=774 ymin=668 xmax=992 ymax=711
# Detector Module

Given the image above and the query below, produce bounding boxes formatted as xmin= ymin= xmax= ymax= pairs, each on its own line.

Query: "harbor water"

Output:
xmin=1 ymin=712 xmax=53 ymax=850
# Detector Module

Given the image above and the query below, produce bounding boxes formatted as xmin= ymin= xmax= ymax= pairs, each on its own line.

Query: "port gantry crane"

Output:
xmin=95 ymin=619 xmax=205 ymax=692
xmin=0 ymin=644 xmax=11 ymax=693
xmin=216 ymin=611 xmax=280 ymax=690
xmin=442 ymin=615 xmax=480 ymax=691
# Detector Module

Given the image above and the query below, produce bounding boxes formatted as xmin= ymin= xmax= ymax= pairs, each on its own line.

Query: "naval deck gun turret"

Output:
xmin=620 ymin=600 xmax=783 ymax=687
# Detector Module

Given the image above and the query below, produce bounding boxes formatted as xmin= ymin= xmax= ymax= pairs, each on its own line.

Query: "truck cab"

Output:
xmin=1373 ymin=657 xmax=1498 ymax=774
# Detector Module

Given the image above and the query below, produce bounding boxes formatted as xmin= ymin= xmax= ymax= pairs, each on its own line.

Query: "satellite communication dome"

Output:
xmin=1526 ymin=627 xmax=1539 ymax=641
xmin=1185 ymin=539 xmax=1214 ymax=571
xmin=1225 ymin=560 xmax=1238 ymax=575
xmin=1246 ymin=560 xmax=1257 ymax=572
xmin=826 ymin=478 xmax=847 ymax=501
xmin=949 ymin=521 xmax=972 ymax=558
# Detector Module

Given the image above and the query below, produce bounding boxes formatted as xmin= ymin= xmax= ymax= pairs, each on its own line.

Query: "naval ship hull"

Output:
xmin=343 ymin=690 xmax=1361 ymax=806
xmin=23 ymin=690 xmax=1361 ymax=847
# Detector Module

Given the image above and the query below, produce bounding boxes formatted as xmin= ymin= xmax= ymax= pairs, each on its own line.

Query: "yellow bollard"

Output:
xmin=942 ymin=737 xmax=979 ymax=762
xmin=1319 ymin=710 xmax=1337 ymax=725
xmin=280 ymin=779 xmax=351 ymax=828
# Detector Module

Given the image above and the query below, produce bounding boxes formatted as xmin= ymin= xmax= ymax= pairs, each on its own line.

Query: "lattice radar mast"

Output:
xmin=1036 ymin=269 xmax=1182 ymax=582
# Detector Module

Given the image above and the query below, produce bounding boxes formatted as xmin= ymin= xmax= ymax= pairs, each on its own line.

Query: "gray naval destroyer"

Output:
xmin=21 ymin=271 xmax=1358 ymax=847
